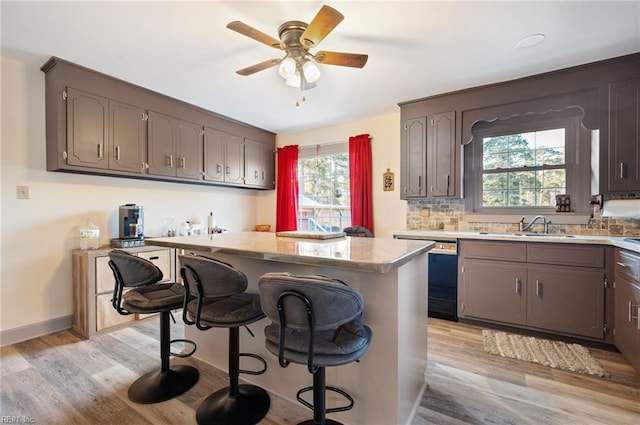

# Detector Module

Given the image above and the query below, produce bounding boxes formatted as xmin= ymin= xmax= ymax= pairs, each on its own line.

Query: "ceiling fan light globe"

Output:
xmin=278 ymin=57 xmax=297 ymax=79
xmin=285 ymin=72 xmax=301 ymax=88
xmin=302 ymin=60 xmax=321 ymax=83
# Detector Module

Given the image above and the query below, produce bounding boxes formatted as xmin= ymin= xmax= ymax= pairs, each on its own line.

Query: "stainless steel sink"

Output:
xmin=477 ymin=232 xmax=575 ymax=238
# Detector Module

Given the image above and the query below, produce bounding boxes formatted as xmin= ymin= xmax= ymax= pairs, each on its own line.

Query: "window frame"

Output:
xmin=465 ymin=110 xmax=590 ymax=215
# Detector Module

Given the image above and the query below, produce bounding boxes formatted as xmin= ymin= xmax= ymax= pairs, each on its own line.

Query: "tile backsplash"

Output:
xmin=406 ymin=198 xmax=640 ymax=236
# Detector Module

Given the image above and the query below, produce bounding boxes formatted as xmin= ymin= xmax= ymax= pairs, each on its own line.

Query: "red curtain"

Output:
xmin=349 ymin=134 xmax=373 ymax=235
xmin=276 ymin=145 xmax=299 ymax=232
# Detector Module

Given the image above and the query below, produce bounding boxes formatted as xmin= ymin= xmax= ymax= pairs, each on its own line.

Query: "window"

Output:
xmin=298 ymin=143 xmax=351 ymax=231
xmin=467 ymin=110 xmax=590 ymax=214
xmin=482 ymin=128 xmax=566 ymax=207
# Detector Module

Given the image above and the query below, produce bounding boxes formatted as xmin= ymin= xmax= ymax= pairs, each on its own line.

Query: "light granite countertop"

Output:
xmin=393 ymin=230 xmax=640 ymax=254
xmin=146 ymin=232 xmax=434 ymax=273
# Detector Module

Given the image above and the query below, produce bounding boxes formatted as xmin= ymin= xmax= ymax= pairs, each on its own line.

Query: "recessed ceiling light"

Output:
xmin=516 ymin=33 xmax=546 ymax=49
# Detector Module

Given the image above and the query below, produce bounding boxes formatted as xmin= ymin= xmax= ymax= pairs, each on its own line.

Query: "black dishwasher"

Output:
xmin=427 ymin=241 xmax=458 ymax=321
xmin=394 ymin=236 xmax=458 ymax=321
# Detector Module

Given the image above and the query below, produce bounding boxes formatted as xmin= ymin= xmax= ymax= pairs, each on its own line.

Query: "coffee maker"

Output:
xmin=119 ymin=204 xmax=144 ymax=239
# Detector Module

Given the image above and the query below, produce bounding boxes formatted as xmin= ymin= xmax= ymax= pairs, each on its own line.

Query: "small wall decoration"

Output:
xmin=383 ymin=168 xmax=394 ymax=191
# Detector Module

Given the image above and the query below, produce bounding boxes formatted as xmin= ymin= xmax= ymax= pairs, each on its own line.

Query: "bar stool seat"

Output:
xmin=180 ymin=254 xmax=270 ymax=425
xmin=108 ymin=250 xmax=199 ymax=404
xmin=259 ymin=272 xmax=372 ymax=425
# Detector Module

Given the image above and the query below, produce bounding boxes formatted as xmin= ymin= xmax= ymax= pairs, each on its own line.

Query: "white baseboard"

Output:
xmin=0 ymin=315 xmax=73 ymax=347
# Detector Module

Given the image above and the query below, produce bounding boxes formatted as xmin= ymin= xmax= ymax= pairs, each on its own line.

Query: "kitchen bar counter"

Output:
xmin=394 ymin=230 xmax=640 ymax=253
xmin=146 ymin=232 xmax=434 ymax=425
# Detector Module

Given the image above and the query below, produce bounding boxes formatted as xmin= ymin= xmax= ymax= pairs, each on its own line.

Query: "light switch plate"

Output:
xmin=16 ymin=185 xmax=29 ymax=199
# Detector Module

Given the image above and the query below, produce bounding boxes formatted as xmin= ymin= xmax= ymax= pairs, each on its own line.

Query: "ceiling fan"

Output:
xmin=226 ymin=5 xmax=368 ymax=90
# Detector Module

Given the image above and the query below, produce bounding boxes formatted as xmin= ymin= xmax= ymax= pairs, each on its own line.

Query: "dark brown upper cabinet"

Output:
xmin=429 ymin=111 xmax=456 ymax=197
xmin=42 ymin=57 xmax=275 ymax=190
xmin=607 ymin=78 xmax=640 ymax=192
xmin=147 ymin=111 xmax=202 ymax=181
xmin=245 ymin=138 xmax=275 ymax=188
xmin=65 ymin=87 xmax=109 ymax=170
xmin=399 ymin=52 xmax=640 ymax=198
xmin=400 ymin=117 xmax=427 ymax=198
xmin=109 ymin=99 xmax=147 ymax=174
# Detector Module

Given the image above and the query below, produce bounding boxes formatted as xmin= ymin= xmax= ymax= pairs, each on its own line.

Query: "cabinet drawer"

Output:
xmin=616 ymin=249 xmax=640 ymax=282
xmin=528 ymin=244 xmax=605 ymax=268
xmin=96 ymin=293 xmax=135 ymax=331
xmin=138 ymin=249 xmax=172 ymax=281
xmin=460 ymin=240 xmax=526 ymax=262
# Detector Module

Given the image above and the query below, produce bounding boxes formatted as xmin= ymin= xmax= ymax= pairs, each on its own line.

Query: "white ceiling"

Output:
xmin=2 ymin=1 xmax=639 ymax=134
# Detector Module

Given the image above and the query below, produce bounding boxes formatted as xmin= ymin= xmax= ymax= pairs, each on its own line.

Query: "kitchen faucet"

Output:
xmin=519 ymin=215 xmax=551 ymax=233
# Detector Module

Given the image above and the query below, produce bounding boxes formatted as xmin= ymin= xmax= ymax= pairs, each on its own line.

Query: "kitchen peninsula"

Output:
xmin=147 ymin=232 xmax=434 ymax=425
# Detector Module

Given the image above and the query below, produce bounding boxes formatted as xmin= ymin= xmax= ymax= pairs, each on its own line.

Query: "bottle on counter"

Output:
xmin=79 ymin=218 xmax=100 ymax=250
xmin=208 ymin=211 xmax=217 ymax=234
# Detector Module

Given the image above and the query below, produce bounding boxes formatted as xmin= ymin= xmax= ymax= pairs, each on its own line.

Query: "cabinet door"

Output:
xmin=95 ymin=255 xmax=115 ymax=294
xmin=225 ymin=134 xmax=245 ymax=184
xmin=245 ymin=139 xmax=274 ymax=188
xmin=176 ymin=120 xmax=203 ymax=180
xmin=109 ymin=100 xmax=146 ymax=173
xmin=614 ymin=277 xmax=640 ymax=371
xmin=96 ymin=293 xmax=135 ymax=331
xmin=203 ymin=127 xmax=225 ymax=182
xmin=429 ymin=111 xmax=456 ymax=197
xmin=608 ymin=78 xmax=640 ymax=192
xmin=459 ymin=259 xmax=527 ymax=325
xmin=147 ymin=111 xmax=176 ymax=177
xmin=401 ymin=117 xmax=427 ymax=198
xmin=527 ymin=265 xmax=605 ymax=339
xmin=66 ymin=87 xmax=109 ymax=169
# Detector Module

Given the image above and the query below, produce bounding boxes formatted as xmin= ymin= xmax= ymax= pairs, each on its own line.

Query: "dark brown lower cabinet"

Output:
xmin=527 ymin=265 xmax=604 ymax=339
xmin=614 ymin=249 xmax=640 ymax=373
xmin=459 ymin=259 xmax=526 ymax=325
xmin=459 ymin=240 xmax=610 ymax=341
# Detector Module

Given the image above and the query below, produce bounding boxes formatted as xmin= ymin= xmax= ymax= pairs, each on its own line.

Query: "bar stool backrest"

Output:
xmin=108 ymin=249 xmax=163 ymax=287
xmin=259 ymin=272 xmax=364 ymax=331
xmin=180 ymin=255 xmax=248 ymax=298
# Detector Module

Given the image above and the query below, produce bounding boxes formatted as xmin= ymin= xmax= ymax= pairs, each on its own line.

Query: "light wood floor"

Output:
xmin=1 ymin=317 xmax=639 ymax=425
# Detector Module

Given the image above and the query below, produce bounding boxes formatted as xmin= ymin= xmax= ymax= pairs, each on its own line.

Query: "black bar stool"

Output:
xmin=108 ymin=249 xmax=199 ymax=404
xmin=180 ymin=254 xmax=270 ymax=425
xmin=258 ymin=272 xmax=372 ymax=425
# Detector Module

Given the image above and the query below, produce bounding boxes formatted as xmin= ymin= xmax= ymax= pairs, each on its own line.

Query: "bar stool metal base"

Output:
xmin=128 ymin=365 xmax=200 ymax=404
xmin=195 ymin=384 xmax=270 ymax=425
xmin=298 ymin=420 xmax=343 ymax=425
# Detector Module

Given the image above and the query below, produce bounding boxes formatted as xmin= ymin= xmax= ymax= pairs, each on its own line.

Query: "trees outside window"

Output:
xmin=298 ymin=146 xmax=350 ymax=231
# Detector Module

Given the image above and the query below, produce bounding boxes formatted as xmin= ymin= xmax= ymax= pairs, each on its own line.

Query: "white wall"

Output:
xmin=258 ymin=113 xmax=407 ymax=238
xmin=0 ymin=56 xmax=263 ymax=334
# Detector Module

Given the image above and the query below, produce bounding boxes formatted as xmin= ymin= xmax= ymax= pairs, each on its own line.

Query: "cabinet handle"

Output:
xmin=619 ymin=162 xmax=625 ymax=179
xmin=180 ymin=157 xmax=186 ymax=169
xmin=515 ymin=278 xmax=521 ymax=294
xmin=97 ymin=143 xmax=103 ymax=159
xmin=629 ymin=301 xmax=639 ymax=322
xmin=255 ymin=170 xmax=259 ymax=180
xmin=149 ymin=256 xmax=159 ymax=260
xmin=217 ymin=164 xmax=222 ymax=174
xmin=446 ymin=175 xmax=450 ymax=195
xmin=115 ymin=145 xmax=121 ymax=161
xmin=262 ymin=171 xmax=265 ymax=180
xmin=536 ymin=280 xmax=541 ymax=297
xmin=226 ymin=165 xmax=230 ymax=175
xmin=637 ymin=307 xmax=640 ymax=331
xmin=418 ymin=176 xmax=422 ymax=189
xmin=617 ymin=261 xmax=628 ymax=268
xmin=167 ymin=155 xmax=173 ymax=168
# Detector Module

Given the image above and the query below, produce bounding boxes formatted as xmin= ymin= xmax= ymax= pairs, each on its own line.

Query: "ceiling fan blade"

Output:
xmin=227 ymin=21 xmax=285 ymax=49
xmin=299 ymin=5 xmax=344 ymax=48
xmin=236 ymin=58 xmax=282 ymax=76
xmin=315 ymin=51 xmax=368 ymax=68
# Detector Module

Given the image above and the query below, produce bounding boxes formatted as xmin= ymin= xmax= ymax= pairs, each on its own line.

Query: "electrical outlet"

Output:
xmin=16 ymin=185 xmax=29 ymax=199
